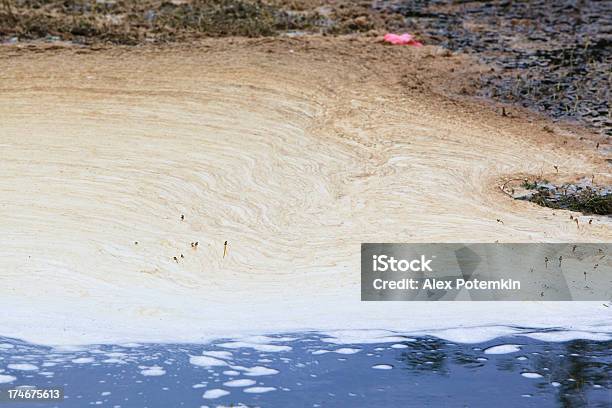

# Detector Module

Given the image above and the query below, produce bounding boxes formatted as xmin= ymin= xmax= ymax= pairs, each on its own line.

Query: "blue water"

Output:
xmin=0 ymin=334 xmax=610 ymax=407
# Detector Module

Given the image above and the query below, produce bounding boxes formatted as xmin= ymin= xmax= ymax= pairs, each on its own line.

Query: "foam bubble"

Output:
xmin=223 ymin=379 xmax=256 ymax=387
xmin=202 ymin=389 xmax=229 ymax=399
xmin=484 ymin=345 xmax=521 ymax=355
xmin=372 ymin=364 xmax=393 ymax=370
xmin=523 ymin=331 xmax=611 ymax=342
xmin=202 ymin=351 xmax=233 ymax=359
xmin=243 ymin=387 xmax=276 ymax=394
xmin=321 ymin=330 xmax=408 ymax=345
xmin=242 ymin=366 xmax=279 ymax=376
xmin=312 ymin=348 xmax=360 ymax=355
xmin=218 ymin=342 xmax=291 ymax=353
xmin=72 ymin=357 xmax=95 ymax=364
xmin=0 ymin=374 xmax=17 ymax=383
xmin=390 ymin=344 xmax=409 ymax=349
xmin=7 ymin=363 xmax=38 ymax=371
xmin=140 ymin=366 xmax=166 ymax=376
xmin=521 ymin=372 xmax=543 ymax=379
xmin=190 ymin=356 xmax=228 ymax=368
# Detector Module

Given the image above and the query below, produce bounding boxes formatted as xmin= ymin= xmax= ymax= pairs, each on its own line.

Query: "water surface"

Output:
xmin=0 ymin=333 xmax=610 ymax=407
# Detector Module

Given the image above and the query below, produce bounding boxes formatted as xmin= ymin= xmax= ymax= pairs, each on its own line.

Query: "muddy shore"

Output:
xmin=2 ymin=1 xmax=610 ymax=138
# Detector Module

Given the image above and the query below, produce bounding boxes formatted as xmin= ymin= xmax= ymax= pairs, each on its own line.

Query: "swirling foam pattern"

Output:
xmin=0 ymin=44 xmax=610 ymax=345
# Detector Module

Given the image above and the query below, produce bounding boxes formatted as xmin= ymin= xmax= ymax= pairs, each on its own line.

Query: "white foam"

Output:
xmin=202 ymin=351 xmax=233 ymax=360
xmin=102 ymin=358 xmax=126 ymax=364
xmin=7 ymin=363 xmax=38 ymax=371
xmin=2 ymin=65 xmax=611 ymax=348
xmin=521 ymin=372 xmax=543 ymax=379
xmin=372 ymin=364 xmax=393 ymax=370
xmin=334 ymin=348 xmax=361 ymax=355
xmin=0 ymin=343 xmax=15 ymax=349
xmin=242 ymin=366 xmax=279 ymax=376
xmin=484 ymin=345 xmax=521 ymax=355
xmin=140 ymin=366 xmax=166 ymax=376
xmin=72 ymin=357 xmax=95 ymax=364
xmin=223 ymin=370 xmax=240 ymax=376
xmin=321 ymin=330 xmax=409 ymax=345
xmin=390 ymin=344 xmax=409 ymax=349
xmin=105 ymin=352 xmax=126 ymax=358
xmin=418 ymin=327 xmax=522 ymax=343
xmin=223 ymin=379 xmax=256 ymax=387
xmin=522 ymin=331 xmax=611 ymax=342
xmin=241 ymin=335 xmax=297 ymax=343
xmin=190 ymin=356 xmax=228 ymax=368
xmin=218 ymin=342 xmax=291 ymax=353
xmin=0 ymin=374 xmax=16 ymax=383
xmin=243 ymin=387 xmax=276 ymax=394
xmin=202 ymin=389 xmax=229 ymax=399
xmin=312 ymin=347 xmax=361 ymax=355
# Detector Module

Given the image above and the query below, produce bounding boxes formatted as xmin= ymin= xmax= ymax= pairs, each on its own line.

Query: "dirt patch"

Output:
xmin=503 ymin=177 xmax=611 ymax=216
xmin=375 ymin=0 xmax=611 ymax=136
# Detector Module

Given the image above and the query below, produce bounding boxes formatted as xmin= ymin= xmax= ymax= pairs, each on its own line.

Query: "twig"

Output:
xmin=499 ymin=178 xmax=528 ymax=197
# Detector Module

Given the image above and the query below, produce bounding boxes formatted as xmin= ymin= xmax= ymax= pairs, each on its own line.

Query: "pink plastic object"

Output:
xmin=383 ymin=33 xmax=423 ymax=47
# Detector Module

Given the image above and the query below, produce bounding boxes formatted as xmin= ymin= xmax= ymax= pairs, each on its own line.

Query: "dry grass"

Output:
xmin=0 ymin=0 xmax=411 ymax=44
xmin=0 ymin=0 xmax=324 ymax=44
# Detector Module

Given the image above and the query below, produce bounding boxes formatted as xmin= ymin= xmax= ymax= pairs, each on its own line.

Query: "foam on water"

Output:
xmin=202 ymin=389 xmax=230 ymax=399
xmin=372 ymin=364 xmax=393 ymax=370
xmin=223 ymin=379 xmax=256 ymax=387
xmin=218 ymin=342 xmax=291 ymax=353
xmin=7 ymin=363 xmax=38 ymax=371
xmin=72 ymin=357 xmax=95 ymax=364
xmin=523 ymin=331 xmax=611 ymax=342
xmin=311 ymin=347 xmax=361 ymax=355
xmin=202 ymin=351 xmax=233 ymax=359
xmin=3 ymin=332 xmax=605 ymax=407
xmin=0 ymin=374 xmax=16 ymax=383
xmin=190 ymin=356 xmax=228 ymax=368
xmin=140 ymin=366 xmax=166 ymax=376
xmin=521 ymin=372 xmax=544 ymax=379
xmin=484 ymin=344 xmax=522 ymax=354
xmin=243 ymin=387 xmax=276 ymax=394
xmin=240 ymin=366 xmax=279 ymax=376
